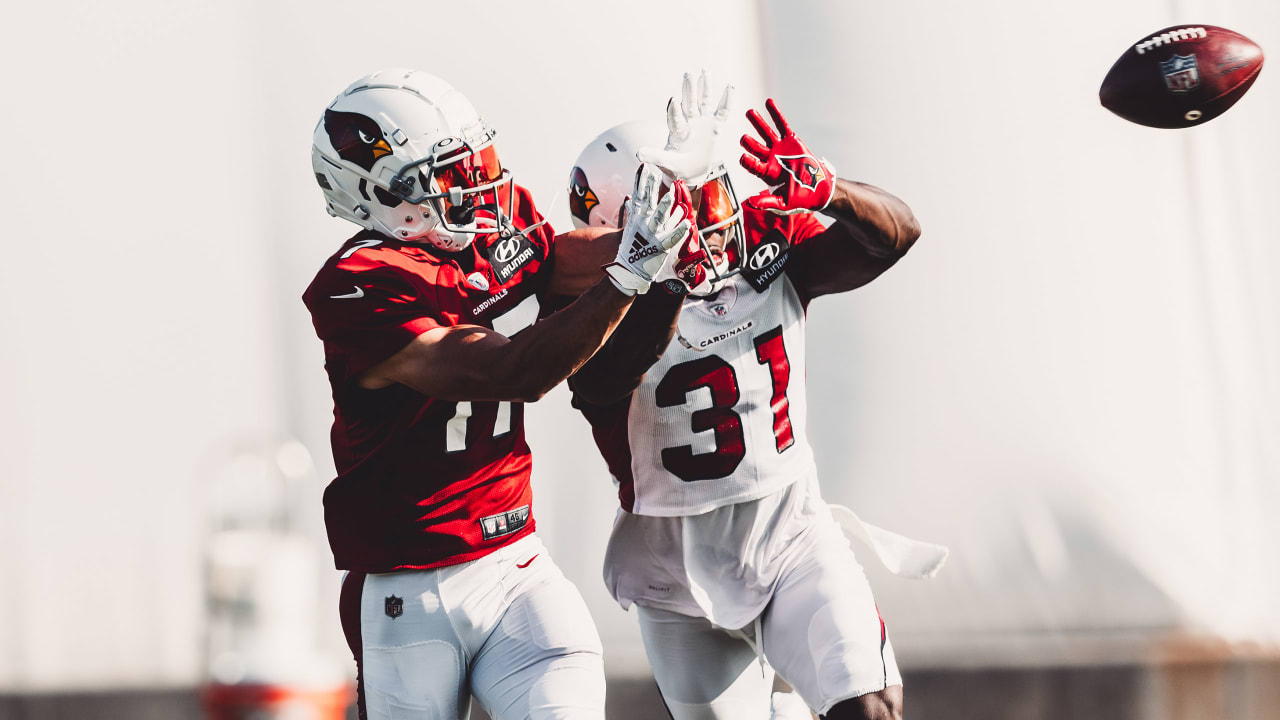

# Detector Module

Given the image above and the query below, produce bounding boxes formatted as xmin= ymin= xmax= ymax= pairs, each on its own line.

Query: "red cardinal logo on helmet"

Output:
xmin=324 ymin=109 xmax=393 ymax=171
xmin=568 ymin=166 xmax=600 ymax=225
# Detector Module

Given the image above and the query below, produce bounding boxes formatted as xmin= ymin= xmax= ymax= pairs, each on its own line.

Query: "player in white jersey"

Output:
xmin=562 ymin=75 xmax=923 ymax=720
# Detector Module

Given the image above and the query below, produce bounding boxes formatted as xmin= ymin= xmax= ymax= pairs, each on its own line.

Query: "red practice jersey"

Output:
xmin=303 ymin=185 xmax=555 ymax=572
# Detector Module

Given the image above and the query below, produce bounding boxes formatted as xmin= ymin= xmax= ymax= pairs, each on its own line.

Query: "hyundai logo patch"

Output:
xmin=744 ymin=230 xmax=791 ymax=293
xmin=487 ymin=234 xmax=536 ymax=283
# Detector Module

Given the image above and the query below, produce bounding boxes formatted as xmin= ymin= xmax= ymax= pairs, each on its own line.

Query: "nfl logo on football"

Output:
xmin=1161 ymin=54 xmax=1200 ymax=92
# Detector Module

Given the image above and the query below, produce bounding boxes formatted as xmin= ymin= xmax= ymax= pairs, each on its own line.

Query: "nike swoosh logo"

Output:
xmin=331 ymin=286 xmax=365 ymax=299
xmin=516 ymin=555 xmax=538 ymax=569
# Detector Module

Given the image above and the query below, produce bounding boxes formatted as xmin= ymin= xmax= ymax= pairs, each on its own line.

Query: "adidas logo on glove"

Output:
xmin=626 ymin=233 xmax=661 ymax=264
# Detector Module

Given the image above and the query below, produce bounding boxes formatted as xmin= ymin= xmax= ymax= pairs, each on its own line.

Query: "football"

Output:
xmin=1099 ymin=25 xmax=1264 ymax=128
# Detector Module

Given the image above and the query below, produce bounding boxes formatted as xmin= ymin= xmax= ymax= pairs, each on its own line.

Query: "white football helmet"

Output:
xmin=569 ymin=120 xmax=744 ymax=292
xmin=312 ymin=68 xmax=519 ymax=252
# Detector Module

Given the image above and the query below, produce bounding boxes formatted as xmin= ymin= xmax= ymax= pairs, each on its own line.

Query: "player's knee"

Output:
xmin=823 ymin=687 xmax=902 ymax=720
xmin=527 ymin=651 xmax=606 ymax=719
xmin=662 ymin=697 xmax=752 ymax=720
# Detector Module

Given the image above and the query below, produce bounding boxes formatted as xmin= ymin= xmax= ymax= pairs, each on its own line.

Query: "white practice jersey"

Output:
xmin=612 ymin=272 xmax=817 ymax=516
xmin=571 ymin=206 xmax=832 ymax=626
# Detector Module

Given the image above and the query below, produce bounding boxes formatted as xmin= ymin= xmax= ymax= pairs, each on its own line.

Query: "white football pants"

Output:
xmin=340 ymin=534 xmax=605 ymax=720
xmin=636 ymin=531 xmax=900 ymax=718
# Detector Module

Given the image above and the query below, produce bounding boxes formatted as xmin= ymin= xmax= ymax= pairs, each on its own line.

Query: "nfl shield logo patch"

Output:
xmin=385 ymin=594 xmax=403 ymax=619
xmin=1161 ymin=54 xmax=1200 ymax=93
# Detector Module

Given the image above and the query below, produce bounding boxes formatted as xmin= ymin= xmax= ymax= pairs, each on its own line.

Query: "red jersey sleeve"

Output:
xmin=785 ymin=210 xmax=827 ymax=247
xmin=515 ymin=186 xmax=557 ymax=299
xmin=780 ymin=206 xmax=901 ymax=305
xmin=305 ymin=251 xmax=451 ymax=385
xmin=740 ymin=205 xmax=829 ymax=296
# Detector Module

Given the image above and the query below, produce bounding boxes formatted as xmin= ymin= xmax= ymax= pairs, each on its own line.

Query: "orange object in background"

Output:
xmin=201 ymin=438 xmax=352 ymax=720
xmin=202 ymin=682 xmax=352 ymax=720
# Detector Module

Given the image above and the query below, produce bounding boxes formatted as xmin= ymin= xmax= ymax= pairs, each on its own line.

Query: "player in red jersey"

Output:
xmin=303 ymin=69 xmax=697 ymax=720
xmin=563 ymin=74 xmax=933 ymax=720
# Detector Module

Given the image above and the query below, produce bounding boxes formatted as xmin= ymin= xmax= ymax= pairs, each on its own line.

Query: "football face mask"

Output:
xmin=387 ymin=133 xmax=517 ymax=238
xmin=688 ymin=171 xmax=745 ymax=289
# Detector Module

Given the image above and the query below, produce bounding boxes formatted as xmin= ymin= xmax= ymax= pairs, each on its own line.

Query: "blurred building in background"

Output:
xmin=0 ymin=1 xmax=1277 ymax=718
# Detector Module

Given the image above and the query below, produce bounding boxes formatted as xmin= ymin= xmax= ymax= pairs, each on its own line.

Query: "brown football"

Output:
xmin=1100 ymin=24 xmax=1264 ymax=128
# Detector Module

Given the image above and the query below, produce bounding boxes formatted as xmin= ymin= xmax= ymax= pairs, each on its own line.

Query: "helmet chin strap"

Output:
xmin=437 ymin=176 xmax=529 ymax=242
xmin=447 ymin=199 xmax=480 ymax=226
xmin=426 ymin=229 xmax=474 ymax=252
xmin=447 ymin=198 xmax=507 ymax=230
xmin=425 ymin=202 xmax=545 ymax=252
xmin=389 ymin=172 xmax=552 ymax=251
xmin=695 ymin=239 xmax=740 ymax=295
xmin=711 ymin=252 xmax=732 ymax=277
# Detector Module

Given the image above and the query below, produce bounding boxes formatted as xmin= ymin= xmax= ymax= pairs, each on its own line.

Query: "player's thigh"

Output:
xmin=470 ymin=555 xmax=605 ymax=720
xmin=636 ymin=605 xmax=774 ymax=720
xmin=348 ymin=571 xmax=472 ymax=720
xmin=762 ymin=534 xmax=901 ymax=716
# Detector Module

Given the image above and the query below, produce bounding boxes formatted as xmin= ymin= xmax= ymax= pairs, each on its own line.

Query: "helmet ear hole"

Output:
xmin=373 ymin=186 xmax=402 ymax=208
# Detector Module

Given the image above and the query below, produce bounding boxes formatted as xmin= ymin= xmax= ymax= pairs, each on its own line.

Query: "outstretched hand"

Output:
xmin=602 ymin=165 xmax=695 ymax=295
xmin=637 ymin=70 xmax=734 ymax=185
xmin=740 ymin=98 xmax=836 ymax=215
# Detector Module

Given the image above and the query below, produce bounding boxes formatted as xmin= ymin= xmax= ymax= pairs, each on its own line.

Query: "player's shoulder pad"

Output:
xmin=509 ymin=183 xmax=554 ymax=245
xmin=304 ymin=233 xmax=440 ymax=310
xmin=332 ymin=232 xmax=443 ymax=272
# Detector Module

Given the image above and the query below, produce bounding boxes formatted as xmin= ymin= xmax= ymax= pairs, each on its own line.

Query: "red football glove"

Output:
xmin=740 ymin=98 xmax=836 ymax=215
xmin=657 ymin=231 xmax=712 ymax=295
xmin=654 ymin=180 xmax=711 ymax=295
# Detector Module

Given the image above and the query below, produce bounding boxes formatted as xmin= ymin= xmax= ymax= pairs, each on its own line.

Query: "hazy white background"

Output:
xmin=0 ymin=0 xmax=1276 ymax=692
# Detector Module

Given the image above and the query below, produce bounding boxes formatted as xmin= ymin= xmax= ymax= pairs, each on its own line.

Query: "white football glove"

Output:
xmin=637 ymin=70 xmax=734 ymax=185
xmin=603 ymin=165 xmax=694 ymax=296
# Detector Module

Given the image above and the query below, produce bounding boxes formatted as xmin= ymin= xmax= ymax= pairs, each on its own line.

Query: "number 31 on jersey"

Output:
xmin=655 ymin=324 xmax=794 ymax=482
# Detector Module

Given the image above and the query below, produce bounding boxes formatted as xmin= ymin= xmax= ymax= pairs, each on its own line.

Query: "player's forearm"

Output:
xmin=545 ymin=228 xmax=623 ymax=297
xmin=490 ymin=279 xmax=634 ymax=402
xmin=570 ymin=289 xmax=683 ymax=406
xmin=823 ymin=179 xmax=921 ymax=258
